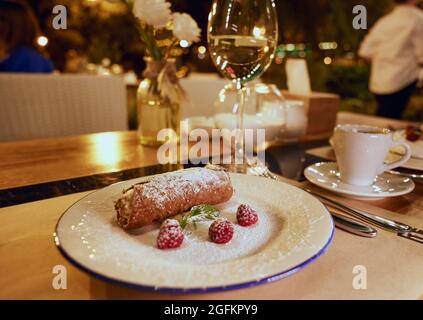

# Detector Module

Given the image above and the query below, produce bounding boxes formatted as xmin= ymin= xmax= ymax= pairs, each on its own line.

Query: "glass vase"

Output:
xmin=137 ymin=58 xmax=180 ymax=146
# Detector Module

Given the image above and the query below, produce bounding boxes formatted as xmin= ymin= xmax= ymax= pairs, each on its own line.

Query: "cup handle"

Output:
xmin=379 ymin=141 xmax=412 ymax=173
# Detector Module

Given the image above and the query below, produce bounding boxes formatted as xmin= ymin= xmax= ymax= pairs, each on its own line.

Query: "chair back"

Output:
xmin=0 ymin=73 xmax=128 ymax=141
xmin=180 ymin=74 xmax=230 ymax=118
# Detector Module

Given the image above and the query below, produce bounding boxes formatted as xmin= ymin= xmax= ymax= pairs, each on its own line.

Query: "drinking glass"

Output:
xmin=207 ymin=0 xmax=278 ymax=172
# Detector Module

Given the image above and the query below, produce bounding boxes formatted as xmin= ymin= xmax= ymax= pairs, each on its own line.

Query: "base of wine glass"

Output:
xmin=206 ymin=156 xmax=269 ymax=175
xmin=214 ymin=163 xmax=249 ymax=174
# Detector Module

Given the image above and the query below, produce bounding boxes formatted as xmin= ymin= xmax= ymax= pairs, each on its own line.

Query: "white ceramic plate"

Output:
xmin=55 ymin=172 xmax=334 ymax=293
xmin=304 ymin=162 xmax=415 ymax=200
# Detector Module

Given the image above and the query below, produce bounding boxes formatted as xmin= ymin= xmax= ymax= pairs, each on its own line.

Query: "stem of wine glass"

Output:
xmin=235 ymin=80 xmax=245 ymax=165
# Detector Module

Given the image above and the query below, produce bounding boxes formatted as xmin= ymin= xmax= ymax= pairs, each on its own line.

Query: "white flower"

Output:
xmin=133 ymin=0 xmax=171 ymax=29
xmin=172 ymin=13 xmax=201 ymax=43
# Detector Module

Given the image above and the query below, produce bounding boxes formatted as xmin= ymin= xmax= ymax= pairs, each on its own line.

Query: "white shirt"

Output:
xmin=359 ymin=5 xmax=423 ymax=94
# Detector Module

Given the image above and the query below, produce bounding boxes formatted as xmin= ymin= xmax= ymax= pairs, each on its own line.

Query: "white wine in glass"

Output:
xmin=209 ymin=35 xmax=277 ymax=83
xmin=208 ymin=0 xmax=278 ymax=172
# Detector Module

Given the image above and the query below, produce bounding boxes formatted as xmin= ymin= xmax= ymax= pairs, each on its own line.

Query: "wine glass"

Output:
xmin=207 ymin=0 xmax=279 ymax=172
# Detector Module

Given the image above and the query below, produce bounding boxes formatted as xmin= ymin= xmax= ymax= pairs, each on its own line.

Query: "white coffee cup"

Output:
xmin=333 ymin=124 xmax=411 ymax=186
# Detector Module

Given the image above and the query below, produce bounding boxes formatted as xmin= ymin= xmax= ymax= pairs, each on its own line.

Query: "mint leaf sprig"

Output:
xmin=180 ymin=204 xmax=220 ymax=229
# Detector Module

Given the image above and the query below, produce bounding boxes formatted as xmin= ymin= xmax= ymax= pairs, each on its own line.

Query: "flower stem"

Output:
xmin=137 ymin=25 xmax=162 ymax=60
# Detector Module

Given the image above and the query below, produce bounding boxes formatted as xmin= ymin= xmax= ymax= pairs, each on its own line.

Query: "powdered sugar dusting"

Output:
xmin=137 ymin=168 xmax=229 ymax=210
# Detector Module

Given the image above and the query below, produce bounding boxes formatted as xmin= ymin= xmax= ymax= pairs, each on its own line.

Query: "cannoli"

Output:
xmin=115 ymin=168 xmax=233 ymax=230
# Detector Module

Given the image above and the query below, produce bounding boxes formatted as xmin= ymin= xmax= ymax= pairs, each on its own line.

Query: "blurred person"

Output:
xmin=359 ymin=0 xmax=423 ymax=119
xmin=0 ymin=1 xmax=54 ymax=73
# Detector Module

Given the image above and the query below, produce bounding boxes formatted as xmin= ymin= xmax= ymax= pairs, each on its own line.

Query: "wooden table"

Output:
xmin=0 ymin=112 xmax=422 ymax=299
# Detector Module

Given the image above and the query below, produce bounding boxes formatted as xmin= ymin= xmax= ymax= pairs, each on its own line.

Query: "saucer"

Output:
xmin=304 ymin=162 xmax=415 ymax=200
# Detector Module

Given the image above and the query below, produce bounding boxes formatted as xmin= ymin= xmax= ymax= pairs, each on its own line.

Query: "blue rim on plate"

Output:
xmin=54 ymin=208 xmax=334 ymax=294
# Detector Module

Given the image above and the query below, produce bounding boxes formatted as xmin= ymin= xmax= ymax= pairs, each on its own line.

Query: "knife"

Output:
xmin=305 ymin=188 xmax=423 ymax=244
xmin=330 ymin=210 xmax=377 ymax=238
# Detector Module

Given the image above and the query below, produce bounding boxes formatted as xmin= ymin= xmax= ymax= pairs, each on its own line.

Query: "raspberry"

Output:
xmin=236 ymin=204 xmax=258 ymax=227
xmin=209 ymin=218 xmax=234 ymax=244
xmin=406 ymin=131 xmax=420 ymax=142
xmin=405 ymin=125 xmax=421 ymax=142
xmin=157 ymin=219 xmax=184 ymax=249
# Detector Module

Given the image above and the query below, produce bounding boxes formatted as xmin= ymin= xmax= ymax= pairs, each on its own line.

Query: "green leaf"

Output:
xmin=179 ymin=204 xmax=221 ymax=229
